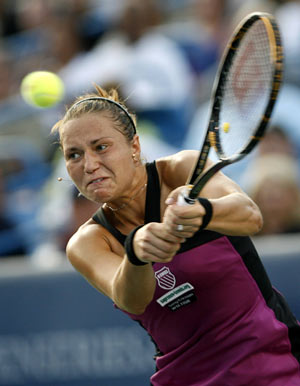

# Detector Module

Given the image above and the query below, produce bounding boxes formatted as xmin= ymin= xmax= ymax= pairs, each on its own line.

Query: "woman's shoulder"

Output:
xmin=155 ymin=150 xmax=200 ymax=188
xmin=156 ymin=149 xmax=199 ymax=162
xmin=66 ymin=219 xmax=112 ymax=264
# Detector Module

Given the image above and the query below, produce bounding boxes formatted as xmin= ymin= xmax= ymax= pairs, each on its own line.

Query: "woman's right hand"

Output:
xmin=132 ymin=222 xmax=185 ymax=264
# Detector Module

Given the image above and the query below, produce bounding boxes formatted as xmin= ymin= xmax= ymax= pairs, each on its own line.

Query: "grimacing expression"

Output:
xmin=60 ymin=113 xmax=139 ymax=203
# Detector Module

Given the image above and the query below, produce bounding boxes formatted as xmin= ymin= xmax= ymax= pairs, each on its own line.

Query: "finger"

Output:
xmin=164 ymin=206 xmax=202 ymax=229
xmin=137 ymin=223 xmax=184 ymax=247
xmin=139 ymin=240 xmax=181 ymax=262
xmin=173 ymin=223 xmax=200 ymax=238
xmin=173 ymin=220 xmax=200 ymax=232
xmin=165 ymin=186 xmax=184 ymax=206
xmin=151 ymin=224 xmax=186 ymax=244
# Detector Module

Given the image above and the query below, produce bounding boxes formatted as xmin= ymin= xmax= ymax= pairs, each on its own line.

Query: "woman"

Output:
xmin=52 ymin=85 xmax=300 ymax=385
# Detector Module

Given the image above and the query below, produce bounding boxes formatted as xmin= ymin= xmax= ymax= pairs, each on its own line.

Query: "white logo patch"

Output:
xmin=157 ymin=282 xmax=194 ymax=307
xmin=155 ymin=267 xmax=176 ymax=290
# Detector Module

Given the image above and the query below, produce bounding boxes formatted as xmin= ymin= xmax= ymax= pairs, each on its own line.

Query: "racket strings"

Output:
xmin=218 ymin=19 xmax=274 ymax=158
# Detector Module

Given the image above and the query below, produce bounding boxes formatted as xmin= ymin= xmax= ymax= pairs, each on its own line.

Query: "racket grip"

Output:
xmin=177 ymin=186 xmax=196 ymax=206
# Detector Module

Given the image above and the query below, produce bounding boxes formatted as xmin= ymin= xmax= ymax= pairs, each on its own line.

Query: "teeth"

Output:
xmin=93 ymin=178 xmax=103 ymax=183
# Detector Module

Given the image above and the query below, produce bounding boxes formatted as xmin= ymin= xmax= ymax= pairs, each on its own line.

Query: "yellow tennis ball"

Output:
xmin=223 ymin=122 xmax=230 ymax=133
xmin=20 ymin=71 xmax=64 ymax=108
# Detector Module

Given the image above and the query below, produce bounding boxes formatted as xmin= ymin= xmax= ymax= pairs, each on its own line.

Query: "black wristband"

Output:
xmin=124 ymin=225 xmax=148 ymax=266
xmin=197 ymin=197 xmax=213 ymax=230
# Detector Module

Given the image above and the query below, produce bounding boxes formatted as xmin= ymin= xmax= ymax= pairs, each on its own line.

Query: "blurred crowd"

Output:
xmin=1 ymin=0 xmax=300 ymax=263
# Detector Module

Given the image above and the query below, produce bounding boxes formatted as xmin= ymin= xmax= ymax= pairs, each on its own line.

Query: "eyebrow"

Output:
xmin=90 ymin=139 xmax=100 ymax=146
xmin=64 ymin=136 xmax=113 ymax=151
xmin=89 ymin=136 xmax=113 ymax=145
xmin=63 ymin=146 xmax=79 ymax=154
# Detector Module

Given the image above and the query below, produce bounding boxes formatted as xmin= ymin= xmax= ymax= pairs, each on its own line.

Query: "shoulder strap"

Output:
xmin=145 ymin=161 xmax=161 ymax=223
xmin=92 ymin=208 xmax=126 ymax=245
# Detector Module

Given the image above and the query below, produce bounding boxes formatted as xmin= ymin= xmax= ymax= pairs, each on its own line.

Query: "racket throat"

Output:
xmin=177 ymin=186 xmax=197 ymax=206
xmin=182 ymin=195 xmax=196 ymax=205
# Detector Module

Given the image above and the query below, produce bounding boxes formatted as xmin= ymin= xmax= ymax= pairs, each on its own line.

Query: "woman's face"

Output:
xmin=60 ymin=112 xmax=139 ymax=203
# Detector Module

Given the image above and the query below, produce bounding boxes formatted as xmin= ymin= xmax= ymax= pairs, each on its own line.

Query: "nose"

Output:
xmin=84 ymin=150 xmax=100 ymax=174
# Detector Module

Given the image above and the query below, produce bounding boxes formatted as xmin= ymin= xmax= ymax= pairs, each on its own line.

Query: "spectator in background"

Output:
xmin=0 ymin=0 xmax=104 ymax=99
xmin=257 ymin=125 xmax=298 ymax=156
xmin=0 ymin=170 xmax=26 ymax=257
xmin=244 ymin=126 xmax=300 ymax=235
xmin=0 ymin=49 xmax=15 ymax=101
xmin=45 ymin=10 xmax=86 ymax=72
xmin=0 ymin=136 xmax=51 ymax=257
xmin=246 ymin=154 xmax=300 ymax=235
xmin=59 ymin=0 xmax=194 ymax=147
xmin=275 ymin=0 xmax=300 ymax=87
xmin=159 ymin=0 xmax=233 ymax=104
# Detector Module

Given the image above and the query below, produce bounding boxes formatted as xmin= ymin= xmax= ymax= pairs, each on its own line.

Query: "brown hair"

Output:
xmin=51 ymin=85 xmax=137 ymax=143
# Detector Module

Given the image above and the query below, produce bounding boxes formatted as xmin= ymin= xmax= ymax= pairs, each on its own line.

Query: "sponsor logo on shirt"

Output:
xmin=155 ymin=267 xmax=176 ymax=290
xmin=155 ymin=267 xmax=197 ymax=311
xmin=157 ymin=282 xmax=194 ymax=307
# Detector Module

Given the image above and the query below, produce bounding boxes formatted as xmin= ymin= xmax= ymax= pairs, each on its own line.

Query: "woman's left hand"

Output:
xmin=163 ymin=186 xmax=206 ymax=238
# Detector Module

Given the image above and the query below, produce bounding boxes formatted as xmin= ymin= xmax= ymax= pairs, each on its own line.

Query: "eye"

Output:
xmin=66 ymin=151 xmax=81 ymax=160
xmin=96 ymin=144 xmax=108 ymax=152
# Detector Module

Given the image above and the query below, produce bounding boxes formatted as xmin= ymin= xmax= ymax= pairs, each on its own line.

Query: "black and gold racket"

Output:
xmin=181 ymin=12 xmax=283 ymax=204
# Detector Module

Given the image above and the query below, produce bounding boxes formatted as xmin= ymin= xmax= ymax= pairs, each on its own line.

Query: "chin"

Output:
xmin=91 ymin=191 xmax=110 ymax=205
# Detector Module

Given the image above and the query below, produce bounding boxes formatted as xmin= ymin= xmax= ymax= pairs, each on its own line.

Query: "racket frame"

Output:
xmin=186 ymin=12 xmax=283 ymax=202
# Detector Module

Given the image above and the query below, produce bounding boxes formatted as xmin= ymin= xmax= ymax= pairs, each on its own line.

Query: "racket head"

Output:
xmin=186 ymin=12 xmax=283 ymax=201
xmin=209 ymin=12 xmax=283 ymax=160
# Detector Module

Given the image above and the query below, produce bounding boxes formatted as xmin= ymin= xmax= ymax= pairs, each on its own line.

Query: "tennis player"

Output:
xmin=52 ymin=85 xmax=300 ymax=385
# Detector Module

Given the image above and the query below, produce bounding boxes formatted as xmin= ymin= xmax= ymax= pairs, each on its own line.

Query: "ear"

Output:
xmin=131 ymin=134 xmax=141 ymax=160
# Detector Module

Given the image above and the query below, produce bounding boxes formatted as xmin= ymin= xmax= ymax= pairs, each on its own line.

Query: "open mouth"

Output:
xmin=88 ymin=177 xmax=105 ymax=186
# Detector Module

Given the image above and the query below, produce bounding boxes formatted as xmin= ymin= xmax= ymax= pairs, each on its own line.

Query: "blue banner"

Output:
xmin=0 ymin=270 xmax=154 ymax=386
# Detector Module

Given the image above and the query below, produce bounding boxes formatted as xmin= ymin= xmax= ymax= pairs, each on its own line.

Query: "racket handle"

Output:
xmin=177 ymin=186 xmax=196 ymax=206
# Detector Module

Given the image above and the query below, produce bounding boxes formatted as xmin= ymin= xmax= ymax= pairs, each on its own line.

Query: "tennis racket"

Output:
xmin=180 ymin=12 xmax=283 ymax=205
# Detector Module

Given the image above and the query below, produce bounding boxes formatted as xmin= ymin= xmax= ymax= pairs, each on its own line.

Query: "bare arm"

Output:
xmin=202 ymin=176 xmax=263 ymax=236
xmin=67 ymin=221 xmax=185 ymax=315
xmin=161 ymin=153 xmax=263 ymax=237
